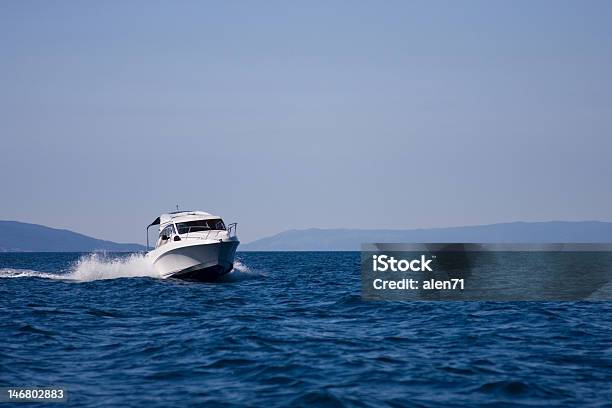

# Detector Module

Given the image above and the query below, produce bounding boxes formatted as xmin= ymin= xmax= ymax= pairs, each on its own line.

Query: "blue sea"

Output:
xmin=0 ymin=252 xmax=610 ymax=407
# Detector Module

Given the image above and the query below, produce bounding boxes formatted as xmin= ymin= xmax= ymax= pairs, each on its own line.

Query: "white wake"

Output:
xmin=0 ymin=254 xmax=259 ymax=282
xmin=0 ymin=253 xmax=159 ymax=282
xmin=0 ymin=269 xmax=60 ymax=280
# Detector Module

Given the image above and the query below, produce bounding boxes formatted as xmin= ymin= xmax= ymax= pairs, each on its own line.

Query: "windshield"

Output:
xmin=176 ymin=219 xmax=225 ymax=234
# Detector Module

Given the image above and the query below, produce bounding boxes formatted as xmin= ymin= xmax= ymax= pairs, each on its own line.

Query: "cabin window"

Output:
xmin=176 ymin=219 xmax=226 ymax=234
xmin=159 ymin=225 xmax=174 ymax=240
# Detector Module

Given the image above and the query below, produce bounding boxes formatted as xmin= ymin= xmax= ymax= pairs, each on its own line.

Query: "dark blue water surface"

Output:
xmin=0 ymin=252 xmax=610 ymax=407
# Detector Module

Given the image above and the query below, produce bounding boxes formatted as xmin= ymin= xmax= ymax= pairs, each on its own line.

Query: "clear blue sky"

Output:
xmin=1 ymin=1 xmax=611 ymax=244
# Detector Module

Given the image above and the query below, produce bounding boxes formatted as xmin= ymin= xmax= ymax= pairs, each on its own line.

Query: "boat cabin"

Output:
xmin=146 ymin=211 xmax=235 ymax=249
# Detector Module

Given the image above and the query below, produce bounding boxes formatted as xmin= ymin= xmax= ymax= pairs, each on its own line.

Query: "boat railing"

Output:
xmin=227 ymin=223 xmax=238 ymax=238
xmin=180 ymin=224 xmax=237 ymax=240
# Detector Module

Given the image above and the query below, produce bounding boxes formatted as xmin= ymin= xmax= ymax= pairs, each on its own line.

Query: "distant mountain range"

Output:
xmin=2 ymin=220 xmax=612 ymax=252
xmin=0 ymin=221 xmax=145 ymax=252
xmin=240 ymin=221 xmax=612 ymax=251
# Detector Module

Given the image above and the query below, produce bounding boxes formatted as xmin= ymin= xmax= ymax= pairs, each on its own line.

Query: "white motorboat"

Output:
xmin=146 ymin=210 xmax=239 ymax=280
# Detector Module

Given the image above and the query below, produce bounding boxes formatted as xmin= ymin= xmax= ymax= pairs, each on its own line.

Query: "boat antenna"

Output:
xmin=176 ymin=204 xmax=180 ymax=212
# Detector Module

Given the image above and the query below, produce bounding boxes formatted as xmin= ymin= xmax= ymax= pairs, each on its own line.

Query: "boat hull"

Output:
xmin=148 ymin=239 xmax=239 ymax=281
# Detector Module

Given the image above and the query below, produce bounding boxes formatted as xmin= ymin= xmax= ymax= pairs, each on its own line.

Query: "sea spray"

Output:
xmin=234 ymin=260 xmax=250 ymax=273
xmin=218 ymin=259 xmax=265 ymax=282
xmin=0 ymin=252 xmax=159 ymax=281
xmin=65 ymin=252 xmax=158 ymax=281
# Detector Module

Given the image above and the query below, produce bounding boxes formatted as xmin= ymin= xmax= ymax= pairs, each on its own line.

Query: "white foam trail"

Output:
xmin=0 ymin=253 xmax=159 ymax=282
xmin=0 ymin=254 xmax=260 ymax=283
xmin=0 ymin=268 xmax=60 ymax=280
